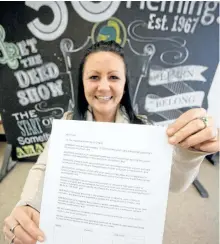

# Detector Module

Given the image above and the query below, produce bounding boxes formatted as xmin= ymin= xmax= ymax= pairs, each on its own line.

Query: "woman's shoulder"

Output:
xmin=62 ymin=111 xmax=74 ymax=120
xmin=136 ymin=114 xmax=153 ymax=125
xmin=120 ymin=106 xmax=152 ymax=125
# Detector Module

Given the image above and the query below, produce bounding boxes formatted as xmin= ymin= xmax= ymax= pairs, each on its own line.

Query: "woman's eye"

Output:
xmin=89 ymin=76 xmax=99 ymax=80
xmin=110 ymin=76 xmax=119 ymax=80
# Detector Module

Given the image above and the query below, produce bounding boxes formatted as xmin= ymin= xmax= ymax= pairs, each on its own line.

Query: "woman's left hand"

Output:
xmin=166 ymin=108 xmax=220 ymax=153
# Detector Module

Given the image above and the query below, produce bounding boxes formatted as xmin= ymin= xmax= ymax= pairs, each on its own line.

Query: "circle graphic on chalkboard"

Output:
xmin=71 ymin=2 xmax=120 ymax=23
xmin=91 ymin=17 xmax=127 ymax=47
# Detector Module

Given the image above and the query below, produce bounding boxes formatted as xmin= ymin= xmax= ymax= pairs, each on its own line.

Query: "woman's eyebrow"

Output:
xmin=108 ymin=70 xmax=121 ymax=74
xmin=86 ymin=70 xmax=121 ymax=75
xmin=86 ymin=70 xmax=100 ymax=75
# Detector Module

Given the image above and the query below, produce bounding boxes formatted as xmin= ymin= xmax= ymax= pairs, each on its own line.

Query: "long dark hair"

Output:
xmin=76 ymin=40 xmax=143 ymax=124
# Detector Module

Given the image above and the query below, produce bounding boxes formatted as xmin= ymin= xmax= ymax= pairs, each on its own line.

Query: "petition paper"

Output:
xmin=38 ymin=120 xmax=173 ymax=244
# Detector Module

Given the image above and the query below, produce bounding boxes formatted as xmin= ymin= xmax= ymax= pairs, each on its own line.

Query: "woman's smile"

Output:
xmin=95 ymin=95 xmax=113 ymax=102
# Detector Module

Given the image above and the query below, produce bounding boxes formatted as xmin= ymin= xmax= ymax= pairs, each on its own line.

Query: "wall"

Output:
xmin=0 ymin=1 xmax=219 ymax=159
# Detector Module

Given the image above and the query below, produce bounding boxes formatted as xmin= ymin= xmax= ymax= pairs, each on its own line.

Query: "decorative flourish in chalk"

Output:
xmin=126 ymin=20 xmax=195 ymax=123
xmin=132 ymin=44 xmax=156 ymax=114
xmin=60 ymin=37 xmax=91 ymax=111
xmin=60 ymin=38 xmax=75 ymax=111
xmin=35 ymin=101 xmax=64 ymax=117
xmin=141 ymin=44 xmax=156 ymax=76
xmin=60 ymin=38 xmax=75 ymax=72
xmin=0 ymin=25 xmax=20 ymax=69
xmin=127 ymin=20 xmax=189 ymax=65
xmin=60 ymin=37 xmax=91 ymax=58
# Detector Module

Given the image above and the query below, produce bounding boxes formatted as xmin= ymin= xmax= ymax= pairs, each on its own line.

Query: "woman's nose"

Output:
xmin=97 ymin=77 xmax=110 ymax=91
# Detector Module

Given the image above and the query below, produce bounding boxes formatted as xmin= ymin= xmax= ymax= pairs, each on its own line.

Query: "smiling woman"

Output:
xmin=77 ymin=41 xmax=144 ymax=124
xmin=82 ymin=51 xmax=126 ymax=122
xmin=3 ymin=41 xmax=219 ymax=244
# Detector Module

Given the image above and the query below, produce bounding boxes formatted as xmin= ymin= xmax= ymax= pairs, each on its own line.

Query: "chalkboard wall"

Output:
xmin=0 ymin=1 xmax=219 ymax=159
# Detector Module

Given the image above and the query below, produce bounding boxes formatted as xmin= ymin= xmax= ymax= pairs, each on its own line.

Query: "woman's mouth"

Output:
xmin=95 ymin=96 xmax=113 ymax=101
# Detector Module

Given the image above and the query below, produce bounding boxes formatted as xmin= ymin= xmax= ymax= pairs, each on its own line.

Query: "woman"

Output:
xmin=3 ymin=41 xmax=219 ymax=244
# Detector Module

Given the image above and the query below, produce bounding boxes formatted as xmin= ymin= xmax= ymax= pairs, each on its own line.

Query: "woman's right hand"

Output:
xmin=3 ymin=206 xmax=45 ymax=244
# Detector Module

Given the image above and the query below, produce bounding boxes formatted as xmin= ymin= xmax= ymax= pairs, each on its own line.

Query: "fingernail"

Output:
xmin=38 ymin=236 xmax=44 ymax=242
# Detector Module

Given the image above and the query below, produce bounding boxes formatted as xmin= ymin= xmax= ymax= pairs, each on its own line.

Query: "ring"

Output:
xmin=10 ymin=223 xmax=20 ymax=234
xmin=199 ymin=116 xmax=208 ymax=129
xmin=9 ymin=235 xmax=15 ymax=244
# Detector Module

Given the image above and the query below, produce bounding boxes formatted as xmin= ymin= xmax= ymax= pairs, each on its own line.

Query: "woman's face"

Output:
xmin=83 ymin=51 xmax=126 ymax=116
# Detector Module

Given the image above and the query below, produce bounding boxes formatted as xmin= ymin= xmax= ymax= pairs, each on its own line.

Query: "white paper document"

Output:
xmin=39 ymin=120 xmax=173 ymax=244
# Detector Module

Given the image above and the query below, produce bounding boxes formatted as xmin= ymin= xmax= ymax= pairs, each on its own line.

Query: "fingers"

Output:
xmin=3 ymin=225 xmax=22 ymax=244
xmin=166 ymin=108 xmax=219 ymax=153
xmin=12 ymin=207 xmax=44 ymax=243
xmin=4 ymin=215 xmax=36 ymax=244
xmin=195 ymin=136 xmax=220 ymax=152
xmin=12 ymin=224 xmax=37 ymax=244
xmin=199 ymin=141 xmax=220 ymax=152
xmin=3 ymin=216 xmax=19 ymax=242
xmin=168 ymin=116 xmax=215 ymax=145
xmin=167 ymin=108 xmax=206 ymax=136
xmin=4 ymin=207 xmax=44 ymax=244
xmin=179 ymin=126 xmax=217 ymax=149
xmin=30 ymin=208 xmax=40 ymax=228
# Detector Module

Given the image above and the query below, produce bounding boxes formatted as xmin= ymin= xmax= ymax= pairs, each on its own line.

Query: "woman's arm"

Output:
xmin=138 ymin=109 xmax=219 ymax=193
xmin=16 ymin=140 xmax=49 ymax=212
xmin=169 ymin=146 xmax=209 ymax=192
xmin=167 ymin=108 xmax=219 ymax=192
xmin=3 ymin=143 xmax=49 ymax=244
xmin=16 ymin=111 xmax=74 ymax=211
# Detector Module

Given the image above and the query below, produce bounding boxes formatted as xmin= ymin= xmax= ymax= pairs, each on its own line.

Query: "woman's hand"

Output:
xmin=3 ymin=206 xmax=44 ymax=244
xmin=166 ymin=108 xmax=219 ymax=153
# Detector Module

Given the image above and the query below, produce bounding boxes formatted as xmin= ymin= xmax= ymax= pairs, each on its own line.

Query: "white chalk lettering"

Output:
xmin=147 ymin=13 xmax=168 ymax=31
xmin=17 ymin=133 xmax=50 ymax=146
xmin=148 ymin=13 xmax=156 ymax=30
xmin=149 ymin=66 xmax=207 ymax=85
xmin=146 ymin=1 xmax=160 ymax=12
xmin=37 ymin=84 xmax=51 ymax=100
xmin=14 ymin=62 xmax=59 ymax=88
xmin=20 ymin=54 xmax=43 ymax=68
xmin=17 ymin=80 xmax=64 ymax=106
xmin=14 ymin=70 xmax=29 ymax=88
xmin=17 ymin=91 xmax=31 ymax=106
xmin=130 ymin=1 xmax=216 ymax=21
xmin=16 ymin=40 xmax=29 ymax=56
xmin=17 ymin=118 xmax=43 ymax=137
xmin=46 ymin=80 xmax=64 ymax=97
xmin=17 ymin=38 xmax=38 ymax=57
xmin=145 ymin=92 xmax=205 ymax=112
xmin=25 ymin=1 xmax=218 ymax=41
xmin=17 ymin=88 xmax=41 ymax=105
xmin=26 ymin=38 xmax=38 ymax=53
xmin=201 ymin=2 xmax=218 ymax=26
xmin=12 ymin=110 xmax=37 ymax=121
xmin=27 ymin=68 xmax=40 ymax=85
xmin=42 ymin=117 xmax=53 ymax=127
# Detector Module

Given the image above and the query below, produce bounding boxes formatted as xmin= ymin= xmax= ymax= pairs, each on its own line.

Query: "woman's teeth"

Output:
xmin=96 ymin=96 xmax=112 ymax=100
